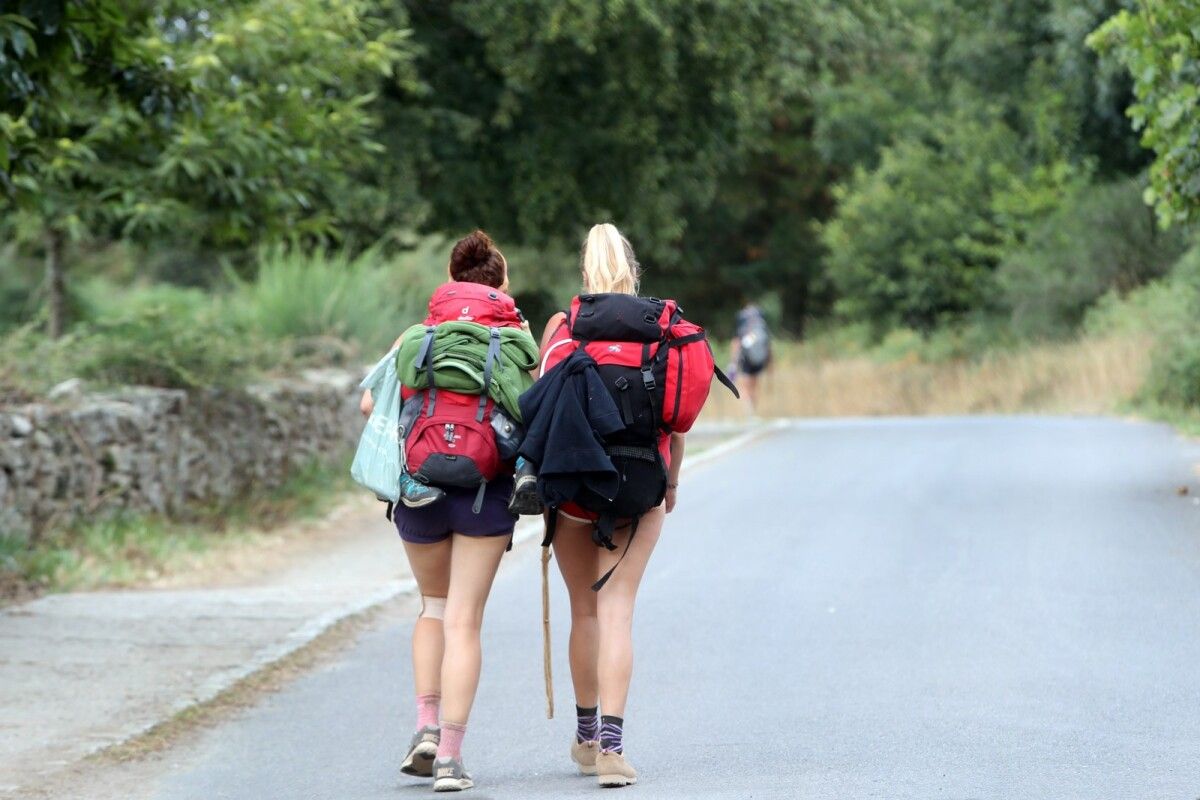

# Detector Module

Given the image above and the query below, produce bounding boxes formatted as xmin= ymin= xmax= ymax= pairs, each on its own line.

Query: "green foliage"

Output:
xmin=1090 ymin=2 xmax=1200 ymax=226
xmin=0 ymin=305 xmax=267 ymax=397
xmin=999 ymin=176 xmax=1187 ymax=338
xmin=1 ymin=0 xmax=411 ymax=332
xmin=821 ymin=111 xmax=1036 ymax=332
xmin=0 ymin=0 xmax=1190 ymax=361
xmin=1 ymin=1 xmax=184 ymax=242
xmin=393 ymin=0 xmax=798 ymax=258
xmin=0 ymin=241 xmax=460 ymax=400
xmin=227 ymin=243 xmax=445 ymax=355
xmin=142 ymin=0 xmax=414 ymax=249
xmin=1086 ymin=245 xmax=1200 ymax=409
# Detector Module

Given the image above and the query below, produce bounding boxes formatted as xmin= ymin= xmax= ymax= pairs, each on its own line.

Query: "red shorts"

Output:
xmin=558 ymin=434 xmax=672 ymax=523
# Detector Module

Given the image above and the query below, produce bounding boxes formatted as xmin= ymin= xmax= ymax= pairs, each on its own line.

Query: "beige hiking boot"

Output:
xmin=595 ymin=750 xmax=637 ymax=787
xmin=570 ymin=739 xmax=599 ymax=775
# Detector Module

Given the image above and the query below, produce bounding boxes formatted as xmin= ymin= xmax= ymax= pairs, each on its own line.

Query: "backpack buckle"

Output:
xmin=641 ymin=367 xmax=656 ymax=391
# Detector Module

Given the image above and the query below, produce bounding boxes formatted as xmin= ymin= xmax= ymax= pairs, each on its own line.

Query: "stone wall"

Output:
xmin=0 ymin=370 xmax=363 ymax=541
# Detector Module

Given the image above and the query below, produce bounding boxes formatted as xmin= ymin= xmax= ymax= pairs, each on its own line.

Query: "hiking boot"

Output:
xmin=596 ymin=751 xmax=637 ymax=788
xmin=400 ymin=471 xmax=445 ymax=509
xmin=432 ymin=757 xmax=474 ymax=792
xmin=571 ymin=739 xmax=599 ymax=775
xmin=400 ymin=725 xmax=439 ymax=777
xmin=507 ymin=458 xmax=542 ymax=515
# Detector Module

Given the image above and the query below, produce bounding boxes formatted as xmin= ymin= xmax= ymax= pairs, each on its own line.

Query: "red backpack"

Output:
xmin=541 ymin=293 xmax=737 ymax=435
xmin=534 ymin=293 xmax=738 ymax=589
xmin=400 ymin=283 xmax=524 ymax=511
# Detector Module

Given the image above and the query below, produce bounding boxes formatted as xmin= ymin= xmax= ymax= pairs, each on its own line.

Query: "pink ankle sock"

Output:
xmin=436 ymin=721 xmax=467 ymax=760
xmin=416 ymin=693 xmax=440 ymax=730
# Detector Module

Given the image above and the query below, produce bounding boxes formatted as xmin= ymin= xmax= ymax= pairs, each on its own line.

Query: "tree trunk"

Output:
xmin=45 ymin=230 xmax=66 ymax=339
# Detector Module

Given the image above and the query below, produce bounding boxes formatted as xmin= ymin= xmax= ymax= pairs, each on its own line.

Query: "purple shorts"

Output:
xmin=393 ymin=476 xmax=517 ymax=545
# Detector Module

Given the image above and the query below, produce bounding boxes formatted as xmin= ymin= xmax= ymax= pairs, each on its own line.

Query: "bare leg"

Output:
xmin=552 ymin=518 xmax=602 ymax=708
xmin=403 ymin=538 xmax=451 ymax=697
xmin=742 ymin=373 xmax=760 ymax=416
xmin=593 ymin=507 xmax=664 ymax=718
xmin=439 ymin=533 xmax=511 ymax=724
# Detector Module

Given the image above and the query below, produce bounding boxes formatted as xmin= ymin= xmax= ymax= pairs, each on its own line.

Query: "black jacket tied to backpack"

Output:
xmin=518 ymin=348 xmax=625 ymax=509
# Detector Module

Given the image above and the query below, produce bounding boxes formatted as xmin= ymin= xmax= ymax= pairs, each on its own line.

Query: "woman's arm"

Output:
xmin=539 ymin=311 xmax=567 ymax=351
xmin=360 ymin=333 xmax=408 ymax=418
xmin=665 ymin=432 xmax=685 ymax=513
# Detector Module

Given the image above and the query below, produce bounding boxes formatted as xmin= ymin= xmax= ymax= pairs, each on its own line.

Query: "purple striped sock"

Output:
xmin=599 ymin=714 xmax=624 ymax=754
xmin=575 ymin=705 xmax=599 ymax=743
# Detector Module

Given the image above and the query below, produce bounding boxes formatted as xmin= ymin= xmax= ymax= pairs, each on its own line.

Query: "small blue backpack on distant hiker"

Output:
xmin=351 ymin=347 xmax=402 ymax=502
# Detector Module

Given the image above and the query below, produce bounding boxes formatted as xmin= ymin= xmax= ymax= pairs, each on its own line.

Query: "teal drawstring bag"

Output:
xmin=350 ymin=347 xmax=402 ymax=502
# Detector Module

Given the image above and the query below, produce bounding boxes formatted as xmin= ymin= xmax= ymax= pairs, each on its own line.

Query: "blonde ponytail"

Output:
xmin=580 ymin=223 xmax=640 ymax=295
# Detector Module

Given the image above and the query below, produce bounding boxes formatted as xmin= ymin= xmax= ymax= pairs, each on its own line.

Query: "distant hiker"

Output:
xmin=729 ymin=300 xmax=771 ymax=415
xmin=359 ymin=230 xmax=537 ymax=792
xmin=519 ymin=223 xmax=736 ymax=788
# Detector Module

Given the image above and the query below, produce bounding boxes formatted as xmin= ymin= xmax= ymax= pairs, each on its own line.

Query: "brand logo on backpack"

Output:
xmin=442 ymin=423 xmax=461 ymax=448
xmin=607 ymin=344 xmax=622 ymax=353
xmin=458 ymin=305 xmax=474 ymax=321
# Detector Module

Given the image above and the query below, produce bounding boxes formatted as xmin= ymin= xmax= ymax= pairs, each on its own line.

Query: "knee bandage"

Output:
xmin=420 ymin=595 xmax=447 ymax=620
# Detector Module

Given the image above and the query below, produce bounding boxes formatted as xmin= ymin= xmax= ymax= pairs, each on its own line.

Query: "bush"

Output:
xmin=999 ymin=177 xmax=1187 ymax=338
xmin=1087 ymin=245 xmax=1200 ymax=409
xmin=71 ymin=307 xmax=269 ymax=389
xmin=0 ymin=298 xmax=268 ymax=398
xmin=227 ymin=242 xmax=446 ymax=357
xmin=1145 ymin=333 xmax=1200 ymax=408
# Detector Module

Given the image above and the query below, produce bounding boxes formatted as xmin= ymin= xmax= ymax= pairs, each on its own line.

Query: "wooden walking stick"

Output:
xmin=544 ymin=544 xmax=552 ymax=719
xmin=541 ymin=544 xmax=554 ymax=718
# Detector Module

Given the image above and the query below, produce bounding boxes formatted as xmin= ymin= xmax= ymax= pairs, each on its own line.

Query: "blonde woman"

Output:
xmin=533 ymin=224 xmax=686 ymax=787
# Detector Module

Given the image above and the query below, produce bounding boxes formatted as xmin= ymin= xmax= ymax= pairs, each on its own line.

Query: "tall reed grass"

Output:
xmin=227 ymin=241 xmax=447 ymax=355
xmin=704 ymin=335 xmax=1150 ymax=419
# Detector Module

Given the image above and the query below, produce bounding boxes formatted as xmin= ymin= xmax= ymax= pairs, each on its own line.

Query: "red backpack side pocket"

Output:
xmin=662 ymin=321 xmax=718 ymax=433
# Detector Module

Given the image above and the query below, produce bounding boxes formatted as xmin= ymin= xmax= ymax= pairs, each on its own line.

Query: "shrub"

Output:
xmin=999 ymin=177 xmax=1187 ymax=338
xmin=821 ymin=111 xmax=1031 ymax=333
xmin=227 ymin=242 xmax=447 ymax=357
xmin=1087 ymin=245 xmax=1200 ymax=409
xmin=70 ymin=306 xmax=268 ymax=389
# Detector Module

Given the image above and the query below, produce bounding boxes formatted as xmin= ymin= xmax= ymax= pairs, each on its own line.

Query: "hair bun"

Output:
xmin=449 ymin=230 xmax=506 ymax=289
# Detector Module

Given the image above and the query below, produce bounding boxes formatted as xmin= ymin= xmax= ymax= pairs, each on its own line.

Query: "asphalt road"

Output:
xmin=122 ymin=418 xmax=1200 ymax=799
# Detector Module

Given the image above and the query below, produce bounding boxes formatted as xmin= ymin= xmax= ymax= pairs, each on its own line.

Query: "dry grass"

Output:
xmin=705 ymin=335 xmax=1151 ymax=419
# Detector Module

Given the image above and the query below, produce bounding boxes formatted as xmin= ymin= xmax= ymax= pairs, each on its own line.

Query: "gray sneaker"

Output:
xmin=400 ymin=472 xmax=446 ymax=509
xmin=400 ymin=725 xmax=439 ymax=777
xmin=507 ymin=459 xmax=542 ymax=515
xmin=433 ymin=757 xmax=474 ymax=792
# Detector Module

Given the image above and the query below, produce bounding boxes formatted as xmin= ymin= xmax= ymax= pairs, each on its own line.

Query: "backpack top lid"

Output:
xmin=425 ymin=282 xmax=522 ymax=328
xmin=567 ymin=293 xmax=679 ymax=342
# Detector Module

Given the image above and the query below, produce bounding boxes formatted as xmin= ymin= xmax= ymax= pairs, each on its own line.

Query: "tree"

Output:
xmin=390 ymin=0 xmax=799 ymax=260
xmin=821 ymin=111 xmax=1040 ymax=332
xmin=1 ymin=1 xmax=185 ymax=336
xmin=0 ymin=0 xmax=411 ymax=336
xmin=1089 ymin=2 xmax=1200 ymax=226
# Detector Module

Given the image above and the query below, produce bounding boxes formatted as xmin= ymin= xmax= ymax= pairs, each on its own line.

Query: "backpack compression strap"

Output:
xmin=476 ymin=326 xmax=502 ymax=422
xmin=591 ymin=514 xmax=639 ymax=592
xmin=414 ymin=325 xmax=439 ymax=415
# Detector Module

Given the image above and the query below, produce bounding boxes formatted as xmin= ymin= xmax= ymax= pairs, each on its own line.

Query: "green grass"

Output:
xmin=226 ymin=242 xmax=445 ymax=358
xmin=0 ymin=240 xmax=451 ymax=399
xmin=0 ymin=456 xmax=353 ymax=599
